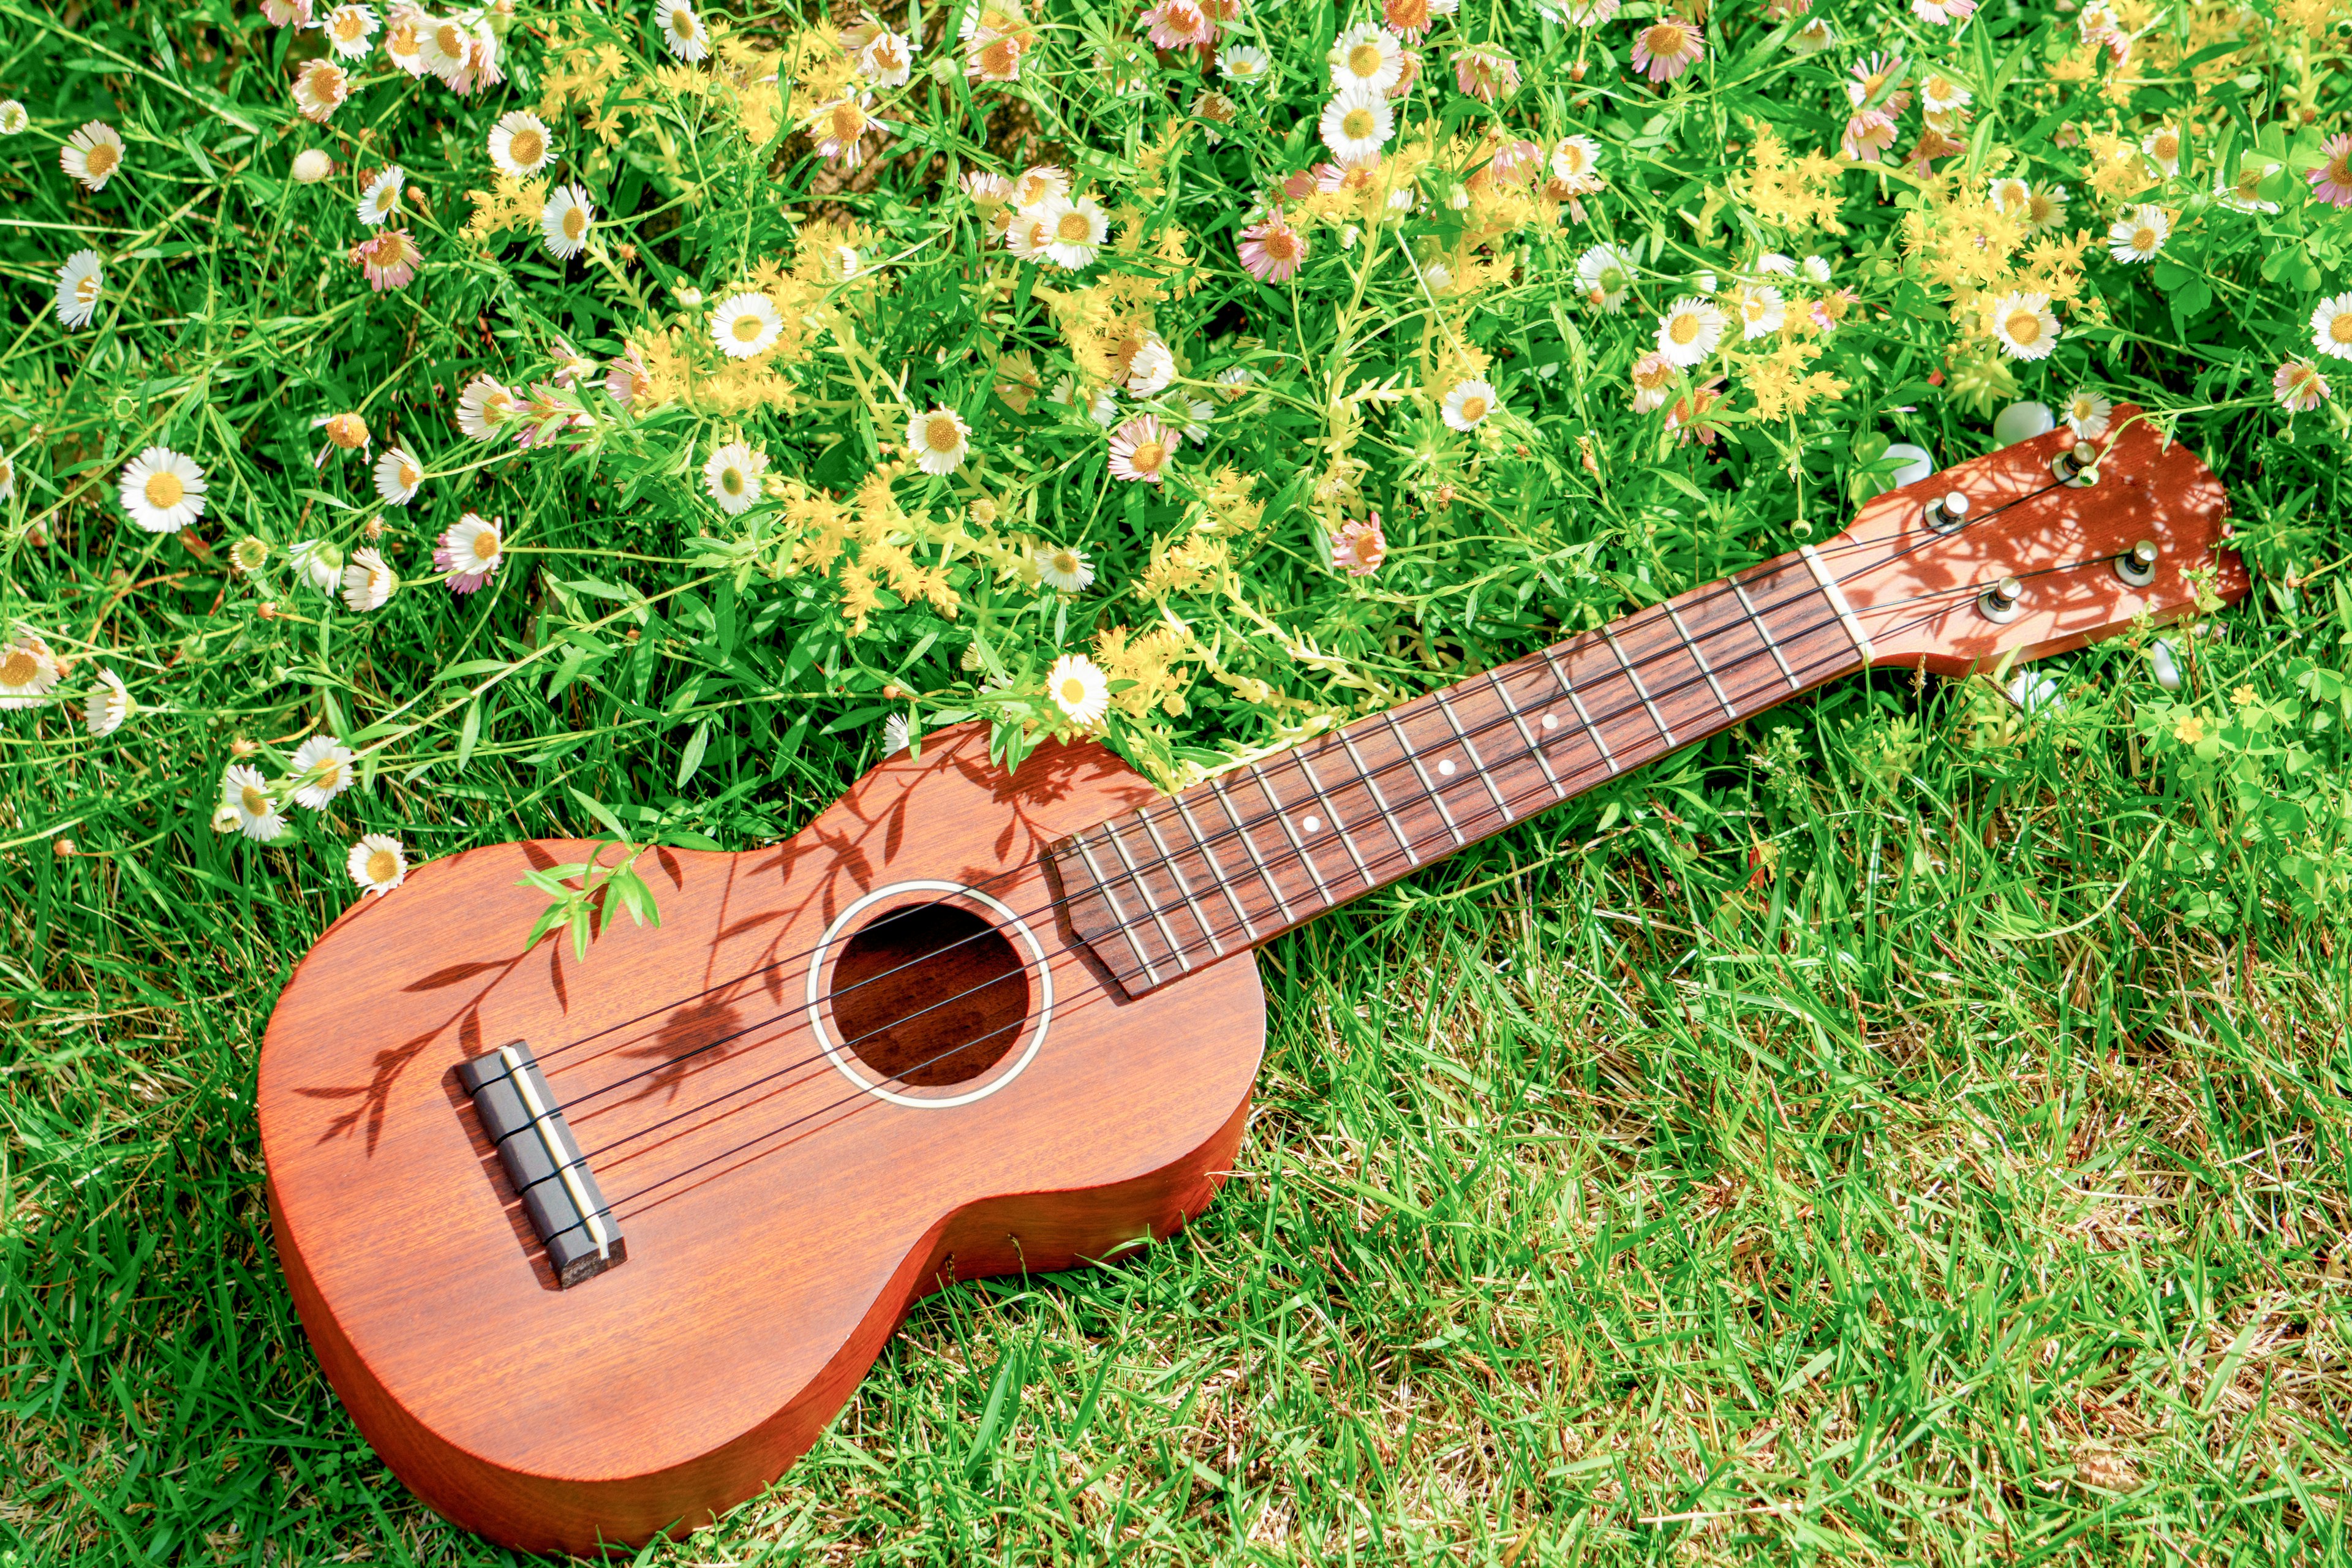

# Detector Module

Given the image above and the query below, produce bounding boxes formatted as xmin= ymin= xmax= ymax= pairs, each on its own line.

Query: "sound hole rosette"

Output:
xmin=804 ymin=880 xmax=1054 ymax=1109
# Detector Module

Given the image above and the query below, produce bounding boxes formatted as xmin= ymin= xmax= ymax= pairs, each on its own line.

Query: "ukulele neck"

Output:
xmin=1050 ymin=545 xmax=1877 ymax=997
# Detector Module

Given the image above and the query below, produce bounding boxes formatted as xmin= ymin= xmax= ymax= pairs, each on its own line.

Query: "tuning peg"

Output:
xmin=1923 ymin=489 xmax=1972 ymax=533
xmin=2114 ymin=538 xmax=2158 ymax=587
xmin=2052 ymin=440 xmax=2100 ymax=486
xmin=1979 ymin=575 xmax=2024 ymax=623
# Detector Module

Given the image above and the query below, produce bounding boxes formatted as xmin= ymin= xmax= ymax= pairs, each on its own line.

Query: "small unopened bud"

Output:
xmin=53 ymin=838 xmax=76 ymax=858
xmin=616 ymin=242 xmax=638 ymax=265
xmin=291 ymin=148 xmax=334 ymax=183
xmin=230 ymin=737 xmax=258 ymax=758
xmin=211 ymin=804 xmax=242 ymax=834
xmin=325 ymin=412 xmax=370 ymax=450
xmin=883 ymin=683 xmax=902 ymax=700
xmin=364 ymin=517 xmax=386 ymax=541
xmin=1569 ymin=60 xmax=1587 ymax=81
xmin=970 ymin=497 xmax=998 ymax=526
xmin=257 ymin=600 xmax=280 ymax=620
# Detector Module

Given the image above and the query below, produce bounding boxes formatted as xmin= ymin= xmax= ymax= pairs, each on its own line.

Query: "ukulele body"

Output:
xmin=257 ymin=725 xmax=1264 ymax=1555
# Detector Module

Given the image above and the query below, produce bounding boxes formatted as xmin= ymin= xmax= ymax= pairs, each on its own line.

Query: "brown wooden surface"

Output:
xmin=257 ymin=726 xmax=1266 ymax=1555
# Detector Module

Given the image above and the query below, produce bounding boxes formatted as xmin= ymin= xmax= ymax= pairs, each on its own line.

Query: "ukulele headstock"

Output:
xmin=1828 ymin=405 xmax=2247 ymax=677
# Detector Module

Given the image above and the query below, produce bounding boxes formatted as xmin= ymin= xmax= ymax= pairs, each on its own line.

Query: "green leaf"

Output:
xmin=454 ymin=698 xmax=483 ymax=773
xmin=676 ymin=718 xmax=711 ymax=789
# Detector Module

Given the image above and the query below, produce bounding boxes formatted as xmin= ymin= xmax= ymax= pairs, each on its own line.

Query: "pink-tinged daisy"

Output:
xmin=1319 ymin=88 xmax=1393 ymax=166
xmin=1629 ymin=352 xmax=1675 ymax=413
xmin=1629 ymin=19 xmax=1702 ymax=85
xmin=61 ymin=121 xmax=125 ymax=191
xmin=2314 ymin=293 xmax=2352 ymax=362
xmin=1143 ymin=0 xmax=1215 ymax=48
xmin=348 ymin=834 xmax=409 ymax=894
xmin=541 ymin=183 xmax=594 ymax=260
xmin=55 ymin=249 xmax=102 ymax=328
xmin=1811 ymin=287 xmax=1858 ymax=334
xmin=221 ymin=764 xmax=288 ymax=842
xmin=814 ymin=94 xmax=878 ymax=170
xmin=1792 ymin=17 xmax=1833 ymax=52
xmin=288 ymin=735 xmax=357 ymax=808
xmin=1988 ymin=291 xmax=2059 ymax=361
xmin=350 ymin=228 xmax=421 ymax=291
xmin=967 ymin=31 xmax=1025 ymax=80
xmin=323 ymin=3 xmax=378 ymax=57
xmin=1654 ymin=296 xmax=1725 ymax=368
xmin=1047 ymin=654 xmax=1110 ymax=728
xmin=261 ymin=0 xmax=312 ymax=23
xmin=2274 ymin=358 xmax=2332 ymax=413
xmin=1329 ymin=24 xmax=1403 ymax=93
xmin=434 ymin=514 xmax=505 ymax=592
xmin=1330 ymin=514 xmax=1386 ymax=576
xmin=1108 ymin=415 xmax=1177 ymax=484
xmin=907 ymin=407 xmax=971 ymax=475
xmin=293 ymin=59 xmax=350 ymax=123
xmin=356 ymin=165 xmax=405 ymax=226
xmin=1845 ymin=53 xmax=1910 ymax=113
xmin=2311 ymin=134 xmax=2352 ymax=209
xmin=2063 ymin=390 xmax=2112 ymax=440
xmin=2142 ymin=125 xmax=2182 ymax=179
xmin=488 ymin=110 xmax=557 ymax=176
xmin=1381 ymin=0 xmax=1456 ymax=42
xmin=118 ymin=447 xmax=206 ymax=533
xmin=607 ymin=353 xmax=652 ymax=405
xmin=383 ymin=6 xmax=428 ymax=74
xmin=2106 ymin=204 xmax=2168 ymax=263
xmin=456 ymin=374 xmax=518 ymax=439
xmin=1488 ymin=139 xmax=1542 ymax=186
xmin=0 ymin=630 xmax=61 ymax=710
xmin=1664 ymin=378 xmax=1724 ymax=446
xmin=1441 ymin=378 xmax=1497 ymax=431
xmin=1911 ymin=0 xmax=1973 ymax=24
xmin=1842 ymin=110 xmax=1896 ymax=163
xmin=1452 ymin=44 xmax=1519 ymax=102
xmin=1237 ymin=214 xmax=1308 ymax=282
xmin=1193 ymin=89 xmax=1238 ymax=143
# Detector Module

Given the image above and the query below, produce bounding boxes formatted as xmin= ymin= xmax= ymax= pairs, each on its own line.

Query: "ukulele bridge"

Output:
xmin=457 ymin=1040 xmax=628 ymax=1288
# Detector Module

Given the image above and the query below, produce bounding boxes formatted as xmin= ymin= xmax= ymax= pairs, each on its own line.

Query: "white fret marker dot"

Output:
xmin=1542 ymin=714 xmax=1559 ymax=730
xmin=1302 ymin=815 xmax=1322 ymax=834
xmin=1437 ymin=758 xmax=1456 ymax=776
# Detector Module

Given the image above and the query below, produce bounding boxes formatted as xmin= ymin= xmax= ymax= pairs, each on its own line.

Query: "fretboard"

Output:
xmin=1049 ymin=546 xmax=1874 ymax=997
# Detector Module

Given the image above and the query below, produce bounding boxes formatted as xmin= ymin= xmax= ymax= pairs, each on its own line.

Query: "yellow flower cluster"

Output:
xmin=460 ymin=176 xmax=546 ymax=243
xmin=1741 ymin=124 xmax=1847 ymax=237
xmin=1095 ymin=624 xmax=1197 ymax=718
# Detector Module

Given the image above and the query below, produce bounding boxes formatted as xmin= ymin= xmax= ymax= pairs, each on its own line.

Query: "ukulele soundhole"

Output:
xmin=828 ymin=902 xmax=1029 ymax=1087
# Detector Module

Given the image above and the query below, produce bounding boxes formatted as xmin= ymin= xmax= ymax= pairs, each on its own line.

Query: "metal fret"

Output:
xmin=1600 ymin=626 xmax=1675 ymax=746
xmin=1731 ymin=576 xmax=1801 ymax=691
xmin=1170 ymin=793 xmax=1261 ymax=943
xmin=1101 ymin=819 xmax=1194 ymax=974
xmin=1542 ymin=647 xmax=1620 ymax=775
xmin=1488 ymin=668 xmax=1565 ymax=802
xmin=1246 ymin=765 xmax=1335 ymax=904
xmin=1431 ymin=688 xmax=1512 ymax=823
xmin=1069 ymin=827 xmax=1163 ymax=986
xmin=1384 ymin=710 xmax=1466 ymax=847
xmin=1664 ymin=602 xmax=1735 ymax=722
xmin=1289 ymin=752 xmax=1376 ymax=886
xmin=1338 ymin=728 xmax=1420 ymax=869
xmin=1129 ymin=803 xmax=1224 ymax=959
xmin=1208 ymin=774 xmax=1298 ymax=924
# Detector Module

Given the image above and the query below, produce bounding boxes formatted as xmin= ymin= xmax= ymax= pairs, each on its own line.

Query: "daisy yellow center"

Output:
xmin=1341 ymin=108 xmax=1376 ymax=139
xmin=0 ymin=651 xmax=35 ymax=687
xmin=1635 ymin=361 xmax=1671 ymax=390
xmin=2236 ymin=172 xmax=2264 ymax=199
xmin=508 ymin=126 xmax=544 ymax=165
xmin=1926 ymin=75 xmax=1952 ymax=99
xmin=718 ymin=466 xmax=744 ymax=495
xmin=2006 ymin=309 xmax=2043 ymax=345
xmin=924 ymin=414 xmax=963 ymax=452
xmin=75 ymin=275 xmax=100 ymax=305
xmin=2027 ymin=192 xmax=2056 ymax=222
xmin=733 ymin=313 xmax=767 ymax=342
xmin=399 ymin=460 xmax=421 ymax=487
xmin=1561 ymin=146 xmax=1589 ymax=173
xmin=1264 ymin=230 xmax=1300 ymax=262
xmin=315 ymin=760 xmax=345 ymax=790
xmin=470 ymin=530 xmax=499 ymax=560
xmin=1668 ymin=312 xmax=1702 ymax=345
xmin=1051 ymin=551 xmax=1080 ymax=574
xmin=484 ymin=390 xmax=512 ymax=420
xmin=1861 ymin=70 xmax=1888 ymax=97
xmin=2329 ymin=153 xmax=2352 ymax=182
xmin=435 ymin=21 xmax=466 ymax=54
xmin=366 ymin=848 xmax=401 ymax=883
xmin=1059 ymin=676 xmax=1089 ymax=705
xmin=390 ymin=20 xmax=417 ymax=48
xmin=1348 ymin=42 xmax=1384 ymax=76
xmin=2152 ymin=132 xmax=2177 ymax=160
xmin=2333 ymin=314 xmax=2352 ymax=345
xmin=562 ymin=204 xmax=587 ymax=240
xmin=144 ymin=471 xmax=186 ymax=510
xmin=2072 ymin=398 xmax=2097 ymax=420
xmin=242 ymin=784 xmax=270 ymax=817
xmin=1056 ymin=211 xmax=1092 ymax=243
xmin=1458 ymin=395 xmax=1488 ymax=423
xmin=334 ymin=10 xmax=365 ymax=39
xmin=979 ymin=37 xmax=1017 ymax=71
xmin=1129 ymin=439 xmax=1166 ymax=472
xmin=2132 ymin=225 xmax=2157 ymax=252
xmin=1644 ymin=22 xmax=1686 ymax=55
xmin=85 ymin=141 xmax=120 ymax=178
xmin=1231 ymin=56 xmax=1260 ymax=75
xmin=671 ymin=6 xmax=695 ymax=36
xmin=831 ymin=105 xmax=864 ymax=139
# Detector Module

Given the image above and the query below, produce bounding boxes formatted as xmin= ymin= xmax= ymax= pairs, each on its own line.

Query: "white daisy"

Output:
xmin=288 ymin=735 xmax=358 ymax=809
xmin=710 ymin=292 xmax=783 ymax=358
xmin=1654 ymin=297 xmax=1726 ymax=368
xmin=356 ymin=165 xmax=405 ymax=227
xmin=2310 ymin=292 xmax=2352 ymax=362
xmin=61 ymin=122 xmax=125 ymax=192
xmin=702 ymin=440 xmax=768 ymax=514
xmin=1216 ymin=365 xmax=1254 ymax=400
xmin=456 ymin=373 xmax=517 ymax=437
xmin=288 ymin=539 xmax=344 ymax=593
xmin=1801 ymin=255 xmax=1833 ymax=284
xmin=1221 ymin=45 xmax=1270 ymax=80
xmin=541 ymin=183 xmax=594 ymax=260
xmin=1575 ymin=243 xmax=1637 ymax=311
xmin=348 ymin=832 xmax=409 ymax=894
xmin=2106 ymin=204 xmax=2168 ymax=263
xmin=383 ymin=6 xmax=428 ymax=74
xmin=1035 ymin=543 xmax=1093 ymax=592
xmin=1440 ymin=377 xmax=1498 ymax=431
xmin=908 ymin=407 xmax=971 ymax=475
xmin=1011 ymin=164 xmax=1069 ymax=208
xmin=0 ymin=101 xmax=26 ymax=135
xmin=323 ymin=2 xmax=379 ymax=56
xmin=0 ymin=631 xmax=60 ymax=710
xmin=1736 ymin=284 xmax=1786 ymax=339
xmin=55 ymin=250 xmax=102 ymax=329
xmin=1182 ymin=397 xmax=1213 ymax=443
xmin=118 ymin=447 xmax=206 ymax=533
xmin=292 ymin=59 xmax=350 ymax=123
xmin=1047 ymin=653 xmax=1110 ymax=728
xmin=2024 ymin=183 xmax=2070 ymax=233
xmin=1327 ymin=24 xmax=1402 ymax=93
xmin=2142 ymin=125 xmax=2182 ymax=178
xmin=85 ymin=667 xmax=132 ymax=736
xmin=291 ymin=148 xmax=334 ymax=183
xmin=418 ymin=13 xmax=472 ymax=82
xmin=1755 ymin=252 xmax=1796 ymax=276
xmin=488 ymin=110 xmax=556 ymax=176
xmin=341 ymin=546 xmax=397 ymax=611
xmin=1920 ymin=71 xmax=1970 ymax=115
xmin=658 ymin=0 xmax=710 ymax=61
xmin=222 ymin=764 xmax=288 ymax=842
xmin=434 ymin=514 xmax=504 ymax=591
xmin=2063 ymin=389 xmax=2113 ymax=440
xmin=1989 ymin=291 xmax=2060 ymax=361
xmin=1126 ymin=334 xmax=1176 ymax=394
xmin=2215 ymin=160 xmax=2282 ymax=214
xmin=374 ymin=445 xmax=423 ymax=505
xmin=1988 ymin=176 xmax=2031 ymax=216
xmin=1107 ymin=413 xmax=1176 ymax=483
xmin=1041 ymin=195 xmax=1109 ymax=271
xmin=1550 ymin=134 xmax=1604 ymax=189
xmin=0 ymin=453 xmax=14 ymax=501
xmin=858 ymin=29 xmax=915 ymax=85
xmin=1318 ymin=87 xmax=1393 ymax=168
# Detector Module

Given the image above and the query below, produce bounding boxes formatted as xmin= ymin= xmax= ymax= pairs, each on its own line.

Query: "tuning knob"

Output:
xmin=1979 ymin=575 xmax=2024 ymax=623
xmin=2114 ymin=538 xmax=2158 ymax=587
xmin=1923 ymin=489 xmax=1972 ymax=533
xmin=2053 ymin=440 xmax=2100 ymax=487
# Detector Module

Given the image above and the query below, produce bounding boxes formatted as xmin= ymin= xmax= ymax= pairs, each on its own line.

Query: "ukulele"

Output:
xmin=258 ymin=409 xmax=2241 ymax=1553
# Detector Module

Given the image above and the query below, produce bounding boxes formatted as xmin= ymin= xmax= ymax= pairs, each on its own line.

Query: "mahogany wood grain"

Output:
xmin=258 ymin=726 xmax=1264 ymax=1555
